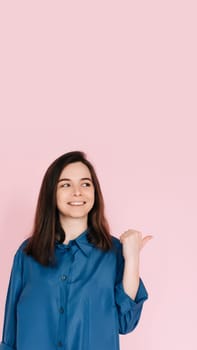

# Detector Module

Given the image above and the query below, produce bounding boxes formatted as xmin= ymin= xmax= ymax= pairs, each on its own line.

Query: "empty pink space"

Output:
xmin=0 ymin=1 xmax=197 ymax=349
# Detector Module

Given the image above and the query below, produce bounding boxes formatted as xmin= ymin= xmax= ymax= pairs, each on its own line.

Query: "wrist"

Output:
xmin=125 ymin=253 xmax=140 ymax=265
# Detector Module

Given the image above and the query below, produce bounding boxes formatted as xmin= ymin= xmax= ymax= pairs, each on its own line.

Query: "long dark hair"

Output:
xmin=23 ymin=151 xmax=113 ymax=266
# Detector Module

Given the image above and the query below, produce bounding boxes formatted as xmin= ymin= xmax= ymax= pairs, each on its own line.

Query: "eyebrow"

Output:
xmin=57 ymin=177 xmax=93 ymax=183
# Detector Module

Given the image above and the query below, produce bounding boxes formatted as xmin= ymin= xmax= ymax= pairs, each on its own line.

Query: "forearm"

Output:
xmin=122 ymin=256 xmax=140 ymax=300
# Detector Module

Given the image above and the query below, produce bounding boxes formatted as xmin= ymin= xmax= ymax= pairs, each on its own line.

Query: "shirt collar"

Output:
xmin=55 ymin=227 xmax=94 ymax=257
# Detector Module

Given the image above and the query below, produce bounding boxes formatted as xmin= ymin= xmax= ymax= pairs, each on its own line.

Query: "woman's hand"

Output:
xmin=120 ymin=229 xmax=153 ymax=261
xmin=120 ymin=229 xmax=153 ymax=300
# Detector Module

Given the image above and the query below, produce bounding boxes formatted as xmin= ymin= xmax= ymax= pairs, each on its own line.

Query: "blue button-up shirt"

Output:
xmin=0 ymin=228 xmax=148 ymax=350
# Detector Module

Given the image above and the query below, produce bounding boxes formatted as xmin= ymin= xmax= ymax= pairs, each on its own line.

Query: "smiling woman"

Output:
xmin=23 ymin=150 xmax=113 ymax=263
xmin=0 ymin=150 xmax=149 ymax=350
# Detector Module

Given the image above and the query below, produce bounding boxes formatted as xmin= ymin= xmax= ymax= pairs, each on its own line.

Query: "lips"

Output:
xmin=68 ymin=201 xmax=86 ymax=206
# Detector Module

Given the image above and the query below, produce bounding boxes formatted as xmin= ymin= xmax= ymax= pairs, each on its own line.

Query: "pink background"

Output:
xmin=0 ymin=1 xmax=196 ymax=349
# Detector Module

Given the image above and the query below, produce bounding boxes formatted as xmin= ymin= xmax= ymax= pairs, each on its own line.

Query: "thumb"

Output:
xmin=141 ymin=235 xmax=154 ymax=249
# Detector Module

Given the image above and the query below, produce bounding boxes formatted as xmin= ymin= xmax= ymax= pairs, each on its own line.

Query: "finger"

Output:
xmin=141 ymin=235 xmax=154 ymax=248
xmin=145 ymin=235 xmax=154 ymax=240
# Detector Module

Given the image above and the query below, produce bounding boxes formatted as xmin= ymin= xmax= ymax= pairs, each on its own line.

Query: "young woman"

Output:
xmin=0 ymin=150 xmax=152 ymax=350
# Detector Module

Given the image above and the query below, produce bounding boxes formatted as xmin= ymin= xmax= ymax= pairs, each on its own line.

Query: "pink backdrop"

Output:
xmin=0 ymin=1 xmax=196 ymax=349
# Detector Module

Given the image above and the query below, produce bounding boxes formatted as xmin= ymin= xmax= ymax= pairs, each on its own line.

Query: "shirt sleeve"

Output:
xmin=0 ymin=248 xmax=24 ymax=350
xmin=114 ymin=241 xmax=149 ymax=334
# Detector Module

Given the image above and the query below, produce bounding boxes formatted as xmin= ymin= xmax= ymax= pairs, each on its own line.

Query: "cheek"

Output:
xmin=83 ymin=190 xmax=94 ymax=204
xmin=88 ymin=189 xmax=95 ymax=201
xmin=56 ymin=190 xmax=67 ymax=203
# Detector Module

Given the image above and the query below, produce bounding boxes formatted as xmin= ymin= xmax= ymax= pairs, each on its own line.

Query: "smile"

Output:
xmin=68 ymin=201 xmax=86 ymax=206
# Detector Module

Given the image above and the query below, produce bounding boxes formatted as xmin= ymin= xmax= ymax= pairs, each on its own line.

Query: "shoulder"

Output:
xmin=110 ymin=234 xmax=126 ymax=268
xmin=111 ymin=234 xmax=122 ymax=248
xmin=14 ymin=237 xmax=31 ymax=259
xmin=111 ymin=234 xmax=124 ymax=258
xmin=8 ymin=238 xmax=31 ymax=272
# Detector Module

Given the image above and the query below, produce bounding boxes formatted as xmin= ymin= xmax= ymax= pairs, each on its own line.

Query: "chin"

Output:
xmin=62 ymin=211 xmax=90 ymax=218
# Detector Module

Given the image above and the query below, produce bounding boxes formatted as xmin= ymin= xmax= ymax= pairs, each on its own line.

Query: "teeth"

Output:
xmin=68 ymin=201 xmax=85 ymax=205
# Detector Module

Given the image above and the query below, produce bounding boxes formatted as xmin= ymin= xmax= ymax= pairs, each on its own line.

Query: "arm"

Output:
xmin=0 ymin=249 xmax=23 ymax=350
xmin=122 ymin=255 xmax=140 ymax=300
xmin=114 ymin=242 xmax=148 ymax=334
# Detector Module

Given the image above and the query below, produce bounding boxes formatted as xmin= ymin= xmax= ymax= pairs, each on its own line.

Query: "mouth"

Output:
xmin=67 ymin=201 xmax=86 ymax=206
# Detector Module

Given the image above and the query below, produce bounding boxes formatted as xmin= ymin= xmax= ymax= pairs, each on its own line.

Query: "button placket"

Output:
xmin=60 ymin=274 xmax=67 ymax=281
xmin=59 ymin=306 xmax=64 ymax=314
xmin=57 ymin=246 xmax=75 ymax=349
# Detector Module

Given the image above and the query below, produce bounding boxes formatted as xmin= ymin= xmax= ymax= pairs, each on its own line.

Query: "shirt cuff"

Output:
xmin=115 ymin=277 xmax=149 ymax=315
xmin=0 ymin=343 xmax=15 ymax=350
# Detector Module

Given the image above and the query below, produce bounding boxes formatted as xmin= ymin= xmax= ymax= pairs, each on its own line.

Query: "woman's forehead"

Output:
xmin=59 ymin=162 xmax=91 ymax=179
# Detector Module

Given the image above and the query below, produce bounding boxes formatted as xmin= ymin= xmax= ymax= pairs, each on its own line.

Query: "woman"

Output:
xmin=0 ymin=150 xmax=152 ymax=350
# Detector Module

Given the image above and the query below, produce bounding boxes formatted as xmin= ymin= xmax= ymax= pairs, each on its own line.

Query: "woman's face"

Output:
xmin=56 ymin=161 xmax=95 ymax=219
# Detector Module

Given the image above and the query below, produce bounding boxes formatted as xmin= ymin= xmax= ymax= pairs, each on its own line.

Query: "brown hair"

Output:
xmin=23 ymin=150 xmax=113 ymax=266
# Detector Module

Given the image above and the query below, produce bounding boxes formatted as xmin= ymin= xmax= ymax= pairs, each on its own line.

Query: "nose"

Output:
xmin=73 ymin=186 xmax=82 ymax=196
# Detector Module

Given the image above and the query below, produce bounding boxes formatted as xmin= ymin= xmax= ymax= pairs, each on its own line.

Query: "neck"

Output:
xmin=59 ymin=215 xmax=88 ymax=241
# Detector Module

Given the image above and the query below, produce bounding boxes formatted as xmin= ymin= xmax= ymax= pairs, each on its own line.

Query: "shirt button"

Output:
xmin=60 ymin=274 xmax=67 ymax=281
xmin=57 ymin=341 xmax=63 ymax=347
xmin=59 ymin=306 xmax=64 ymax=313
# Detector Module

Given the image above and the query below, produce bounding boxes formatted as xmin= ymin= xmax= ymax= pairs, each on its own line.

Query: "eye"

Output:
xmin=82 ymin=182 xmax=91 ymax=187
xmin=61 ymin=183 xmax=70 ymax=187
xmin=60 ymin=182 xmax=91 ymax=188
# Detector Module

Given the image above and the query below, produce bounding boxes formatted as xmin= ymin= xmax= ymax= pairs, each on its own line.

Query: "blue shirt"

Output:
xmin=0 ymin=228 xmax=148 ymax=350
